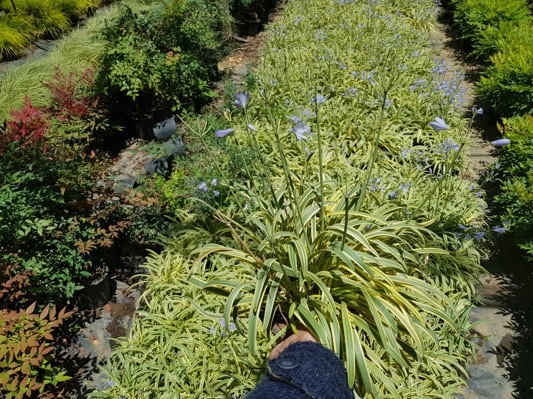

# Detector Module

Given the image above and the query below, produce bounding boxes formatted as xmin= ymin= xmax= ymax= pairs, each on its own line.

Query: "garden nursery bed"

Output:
xmin=1 ymin=0 xmax=533 ymax=398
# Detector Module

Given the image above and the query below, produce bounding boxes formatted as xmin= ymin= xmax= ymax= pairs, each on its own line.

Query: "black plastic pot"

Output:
xmin=153 ymin=116 xmax=177 ymax=141
xmin=237 ymin=20 xmax=263 ymax=37
xmin=144 ymin=157 xmax=172 ymax=176
xmin=114 ymin=177 xmax=137 ymax=194
xmin=162 ymin=136 xmax=186 ymax=157
xmin=133 ymin=115 xmax=154 ymax=140
xmin=78 ymin=267 xmax=112 ymax=310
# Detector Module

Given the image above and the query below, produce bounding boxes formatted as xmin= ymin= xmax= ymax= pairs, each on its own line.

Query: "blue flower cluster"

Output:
xmin=197 ymin=178 xmax=219 ymax=196
xmin=369 ymin=177 xmax=411 ymax=200
xmin=455 ymin=221 xmax=508 ymax=242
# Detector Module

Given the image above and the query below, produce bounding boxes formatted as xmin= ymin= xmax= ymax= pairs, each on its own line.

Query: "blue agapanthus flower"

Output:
xmin=287 ymin=115 xmax=302 ymax=124
xmin=490 ymin=138 xmax=510 ymax=147
xmin=234 ymin=92 xmax=250 ymax=110
xmin=473 ymin=231 xmax=485 ymax=242
xmin=215 ymin=128 xmax=235 ymax=138
xmin=491 ymin=225 xmax=507 ymax=234
xmin=471 ymin=106 xmax=483 ymax=115
xmin=312 ymin=94 xmax=327 ymax=104
xmin=198 ymin=182 xmax=208 ymax=192
xmin=429 ymin=117 xmax=449 ymax=132
xmin=290 ymin=121 xmax=311 ymax=141
xmin=440 ymin=138 xmax=460 ymax=154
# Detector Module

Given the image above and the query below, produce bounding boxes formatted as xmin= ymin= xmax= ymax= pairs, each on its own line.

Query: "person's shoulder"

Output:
xmin=249 ymin=342 xmax=355 ymax=399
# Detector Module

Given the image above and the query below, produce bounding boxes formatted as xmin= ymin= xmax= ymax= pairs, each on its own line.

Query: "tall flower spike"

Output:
xmin=490 ymin=138 xmax=510 ymax=147
xmin=234 ymin=92 xmax=249 ymax=110
xmin=429 ymin=117 xmax=449 ymax=132
xmin=215 ymin=128 xmax=235 ymax=138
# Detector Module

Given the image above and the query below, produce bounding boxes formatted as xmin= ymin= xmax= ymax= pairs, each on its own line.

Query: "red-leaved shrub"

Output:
xmin=0 ymin=97 xmax=50 ymax=155
xmin=44 ymin=67 xmax=99 ymax=121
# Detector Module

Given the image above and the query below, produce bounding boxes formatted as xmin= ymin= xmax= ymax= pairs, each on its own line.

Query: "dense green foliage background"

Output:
xmin=449 ymin=0 xmax=533 ymax=259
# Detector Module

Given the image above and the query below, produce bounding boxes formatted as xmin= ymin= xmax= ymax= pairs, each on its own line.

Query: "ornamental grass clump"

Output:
xmin=90 ymin=252 xmax=270 ymax=399
xmin=93 ymin=0 xmax=487 ymax=397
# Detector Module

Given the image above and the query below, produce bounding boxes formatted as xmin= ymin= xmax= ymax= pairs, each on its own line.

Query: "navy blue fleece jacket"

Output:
xmin=247 ymin=342 xmax=355 ymax=399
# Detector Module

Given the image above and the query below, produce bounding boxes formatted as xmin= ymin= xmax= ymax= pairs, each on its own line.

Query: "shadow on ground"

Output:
xmin=482 ymin=239 xmax=533 ymax=399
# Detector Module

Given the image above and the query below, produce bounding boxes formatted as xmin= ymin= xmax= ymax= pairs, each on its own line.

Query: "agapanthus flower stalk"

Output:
xmin=471 ymin=107 xmax=483 ymax=115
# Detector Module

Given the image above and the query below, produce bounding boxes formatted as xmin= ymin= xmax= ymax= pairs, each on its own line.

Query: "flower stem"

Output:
xmin=190 ymin=118 xmax=245 ymax=214
xmin=356 ymin=90 xmax=388 ymax=212
xmin=315 ymin=103 xmax=325 ymax=232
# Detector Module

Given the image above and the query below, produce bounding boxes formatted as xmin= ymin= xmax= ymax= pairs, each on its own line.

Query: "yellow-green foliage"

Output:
xmin=0 ymin=17 xmax=31 ymax=59
xmin=499 ymin=114 xmax=533 ymax=142
xmin=90 ymin=252 xmax=270 ymax=399
xmin=56 ymin=0 xmax=102 ymax=19
xmin=479 ymin=37 xmax=533 ymax=116
xmin=475 ymin=18 xmax=533 ymax=60
xmin=18 ymin=0 xmax=71 ymax=38
xmin=0 ymin=0 xmax=151 ymax=120
xmin=451 ymin=0 xmax=533 ymax=116
xmin=0 ymin=0 xmax=103 ymax=60
xmin=450 ymin=0 xmax=530 ymax=50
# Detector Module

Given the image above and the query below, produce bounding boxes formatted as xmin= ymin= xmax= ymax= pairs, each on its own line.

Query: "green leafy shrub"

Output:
xmin=478 ymin=40 xmax=533 ymax=117
xmin=494 ymin=138 xmax=533 ymax=259
xmin=495 ymin=172 xmax=533 ymax=259
xmin=475 ymin=17 xmax=533 ymax=61
xmin=0 ymin=302 xmax=73 ymax=399
xmin=96 ymin=0 xmax=226 ymax=117
xmin=44 ymin=67 xmax=113 ymax=150
xmin=450 ymin=0 xmax=533 ymax=116
xmin=498 ymin=113 xmax=533 ymax=142
xmin=0 ymin=167 xmax=108 ymax=303
xmin=0 ymin=86 xmax=122 ymax=304
xmin=96 ymin=7 xmax=162 ymax=116
xmin=450 ymin=0 xmax=530 ymax=58
xmin=150 ymin=0 xmax=225 ymax=64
